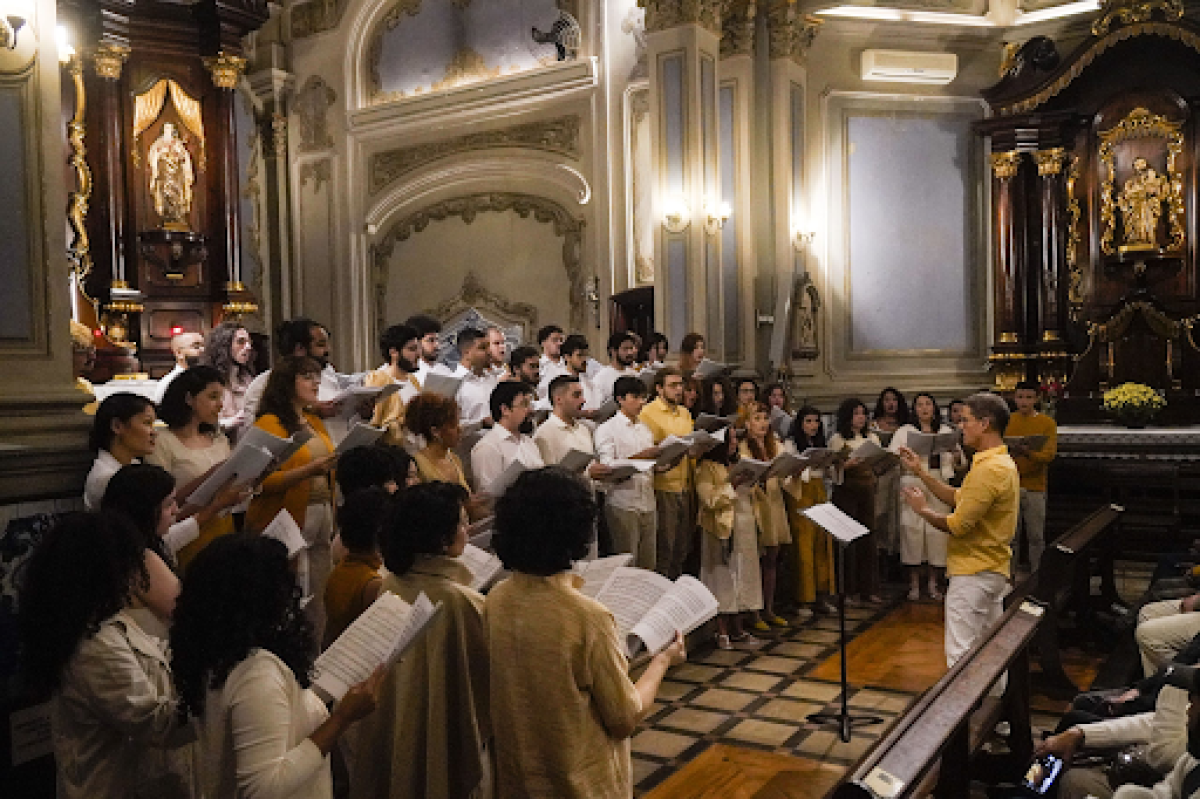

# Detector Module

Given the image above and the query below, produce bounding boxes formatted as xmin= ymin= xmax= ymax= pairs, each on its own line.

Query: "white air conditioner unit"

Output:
xmin=861 ymin=49 xmax=958 ymax=84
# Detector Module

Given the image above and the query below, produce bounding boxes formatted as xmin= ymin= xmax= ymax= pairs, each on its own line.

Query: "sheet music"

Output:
xmin=485 ymin=459 xmax=527 ymax=497
xmin=558 ymin=448 xmax=596 ymax=475
xmin=458 ymin=543 xmax=505 ymax=592
xmin=260 ymin=509 xmax=306 ymax=558
xmin=802 ymin=502 xmax=871 ymax=544
xmin=694 ymin=359 xmax=727 ymax=380
xmin=184 ymin=444 xmax=274 ymax=507
xmin=422 ymin=372 xmax=463 ymax=398
xmin=694 ymin=413 xmax=735 ymax=433
xmin=573 ymin=553 xmax=634 ymax=598
xmin=629 ymin=576 xmax=719 ymax=656
xmin=591 ymin=567 xmax=673 ymax=643
xmin=335 ymin=423 xmax=385 ymax=455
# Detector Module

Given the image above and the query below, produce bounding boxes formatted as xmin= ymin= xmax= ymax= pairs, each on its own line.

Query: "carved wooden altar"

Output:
xmin=977 ymin=0 xmax=1200 ymax=423
xmin=58 ymin=0 xmax=269 ymax=378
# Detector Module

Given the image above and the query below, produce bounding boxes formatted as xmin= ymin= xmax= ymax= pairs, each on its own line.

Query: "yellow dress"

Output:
xmin=412 ymin=449 xmax=470 ymax=491
xmin=738 ymin=442 xmax=800 ymax=549
xmin=790 ymin=473 xmax=835 ymax=603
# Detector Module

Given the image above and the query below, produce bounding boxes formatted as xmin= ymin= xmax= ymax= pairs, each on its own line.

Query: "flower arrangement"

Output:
xmin=1102 ymin=382 xmax=1166 ymax=427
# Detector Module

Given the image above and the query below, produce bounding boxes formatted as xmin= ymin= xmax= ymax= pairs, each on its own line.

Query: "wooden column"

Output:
xmin=991 ymin=151 xmax=1025 ymax=346
xmin=1033 ymin=148 xmax=1068 ymax=344
xmin=90 ymin=44 xmax=132 ymax=295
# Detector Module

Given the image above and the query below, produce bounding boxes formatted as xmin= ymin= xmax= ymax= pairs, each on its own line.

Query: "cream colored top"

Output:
xmin=147 ymin=429 xmax=232 ymax=486
xmin=485 ymin=571 xmax=643 ymax=798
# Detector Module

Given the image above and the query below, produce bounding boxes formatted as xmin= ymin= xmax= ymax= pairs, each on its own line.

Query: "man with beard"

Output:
xmin=404 ymin=313 xmax=443 ymax=387
xmin=364 ymin=323 xmax=423 ymax=447
xmin=240 ymin=318 xmax=341 ymax=425
xmin=154 ymin=331 xmax=205 ymax=403
xmin=592 ymin=331 xmax=641 ymax=408
xmin=453 ymin=327 xmax=499 ymax=426
xmin=470 ymin=381 xmax=545 ymax=496
xmin=506 ymin=346 xmax=541 ymax=388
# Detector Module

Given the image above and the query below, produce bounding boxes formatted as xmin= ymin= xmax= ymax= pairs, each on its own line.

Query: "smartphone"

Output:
xmin=1022 ymin=754 xmax=1064 ymax=794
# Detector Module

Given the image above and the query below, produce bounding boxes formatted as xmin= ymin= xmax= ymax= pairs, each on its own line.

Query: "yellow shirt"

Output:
xmin=639 ymin=397 xmax=694 ymax=493
xmin=945 ymin=445 xmax=1019 ymax=578
xmin=485 ymin=572 xmax=642 ymax=799
xmin=365 ymin=368 xmax=421 ymax=447
xmin=1004 ymin=411 xmax=1058 ymax=492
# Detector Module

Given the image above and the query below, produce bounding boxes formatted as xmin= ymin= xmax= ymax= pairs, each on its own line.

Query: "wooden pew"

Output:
xmin=1029 ymin=503 xmax=1124 ymax=697
xmin=829 ymin=591 xmax=1045 ymax=799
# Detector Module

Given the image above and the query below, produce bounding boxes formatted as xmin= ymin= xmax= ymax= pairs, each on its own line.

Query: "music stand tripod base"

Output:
xmin=806 ymin=538 xmax=885 ymax=743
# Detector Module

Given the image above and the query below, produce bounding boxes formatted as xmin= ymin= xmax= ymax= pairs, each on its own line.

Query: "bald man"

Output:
xmin=155 ymin=331 xmax=205 ymax=403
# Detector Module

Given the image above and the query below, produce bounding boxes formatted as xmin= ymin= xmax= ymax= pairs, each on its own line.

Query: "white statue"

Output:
xmin=148 ymin=122 xmax=194 ymax=230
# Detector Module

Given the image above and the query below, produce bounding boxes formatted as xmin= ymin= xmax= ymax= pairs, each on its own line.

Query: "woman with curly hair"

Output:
xmin=701 ymin=375 xmax=737 ymax=417
xmin=352 ymin=481 xmax=490 ymax=798
xmin=247 ymin=355 xmax=338 ymax=642
xmin=170 ymin=535 xmax=382 ymax=799
xmin=403 ymin=392 xmax=468 ymax=488
xmin=150 ymin=365 xmax=242 ymax=568
xmin=19 ymin=512 xmax=196 ymax=798
xmin=84 ymin=392 xmax=157 ymax=510
xmin=485 ymin=468 xmax=687 ymax=797
xmin=200 ymin=321 xmax=256 ymax=431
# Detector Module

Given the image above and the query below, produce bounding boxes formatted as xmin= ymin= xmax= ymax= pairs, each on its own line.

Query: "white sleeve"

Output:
xmin=1147 ymin=687 xmax=1190 ymax=773
xmin=163 ymin=517 xmax=201 ymax=559
xmin=1077 ymin=711 xmax=1155 ymax=750
xmin=470 ymin=439 xmax=503 ymax=494
xmin=83 ymin=465 xmax=105 ymax=511
xmin=594 ymin=423 xmax=618 ymax=464
xmin=226 ymin=657 xmax=328 ymax=799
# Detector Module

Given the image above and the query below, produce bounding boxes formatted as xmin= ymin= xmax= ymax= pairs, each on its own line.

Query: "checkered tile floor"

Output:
xmin=631 ymin=602 xmax=916 ymax=795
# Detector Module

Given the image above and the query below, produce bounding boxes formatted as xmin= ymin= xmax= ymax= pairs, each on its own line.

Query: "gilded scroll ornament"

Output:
xmin=65 ymin=54 xmax=93 ymax=294
xmin=204 ymin=52 xmax=247 ymax=90
xmin=1092 ymin=0 xmax=1183 ymax=37
xmin=990 ymin=151 xmax=1022 ymax=180
xmin=1097 ymin=107 xmax=1185 ymax=256
xmin=721 ymin=0 xmax=756 ymax=57
xmin=1034 ymin=148 xmax=1066 ymax=176
xmin=639 ymin=0 xmax=732 ymax=35
xmin=1066 ymin=155 xmax=1083 ymax=320
xmin=148 ymin=123 xmax=195 ymax=231
xmin=765 ymin=0 xmax=821 ymax=62
xmin=91 ymin=43 xmax=130 ymax=80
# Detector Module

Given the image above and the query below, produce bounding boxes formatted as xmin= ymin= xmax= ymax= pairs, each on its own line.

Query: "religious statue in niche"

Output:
xmin=1118 ymin=157 xmax=1169 ymax=254
xmin=790 ymin=277 xmax=820 ymax=360
xmin=148 ymin=123 xmax=195 ymax=231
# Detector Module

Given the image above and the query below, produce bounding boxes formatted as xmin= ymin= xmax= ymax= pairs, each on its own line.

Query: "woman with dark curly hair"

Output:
xmin=84 ymin=392 xmax=157 ymax=510
xmin=170 ymin=535 xmax=381 ymax=799
xmin=829 ymin=397 xmax=882 ymax=604
xmin=485 ymin=468 xmax=686 ymax=797
xmin=701 ymin=375 xmax=736 ymax=417
xmin=246 ymin=355 xmax=338 ymax=642
xmin=402 ymin=392 xmax=468 ymax=488
xmin=150 ymin=366 xmax=245 ymax=568
xmin=200 ymin=321 xmax=256 ymax=431
xmin=19 ymin=512 xmax=196 ymax=798
xmin=352 ymin=481 xmax=490 ymax=798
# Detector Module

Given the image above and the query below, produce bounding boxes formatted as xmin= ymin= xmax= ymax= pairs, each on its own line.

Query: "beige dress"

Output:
xmin=147 ymin=429 xmax=234 ymax=569
xmin=351 ymin=557 xmax=490 ymax=799
xmin=696 ymin=461 xmax=763 ymax=614
xmin=738 ymin=441 xmax=800 ymax=548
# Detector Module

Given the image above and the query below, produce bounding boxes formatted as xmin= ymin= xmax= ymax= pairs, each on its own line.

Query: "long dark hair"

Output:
xmin=791 ymin=405 xmax=827 ymax=450
xmin=158 ymin=365 xmax=226 ymax=432
xmin=201 ymin=321 xmax=254 ymax=381
xmin=89 ymin=393 xmax=154 ymax=453
xmin=909 ymin=392 xmax=944 ymax=433
xmin=703 ymin=376 xmax=736 ymax=416
xmin=18 ymin=512 xmax=150 ymax=697
xmin=101 ymin=464 xmax=175 ymax=567
xmin=873 ymin=387 xmax=910 ymax=426
xmin=171 ymin=534 xmax=313 ymax=719
xmin=836 ymin=398 xmax=869 ymax=441
xmin=258 ymin=355 xmax=321 ymax=433
xmin=382 ymin=482 xmax=466 ymax=576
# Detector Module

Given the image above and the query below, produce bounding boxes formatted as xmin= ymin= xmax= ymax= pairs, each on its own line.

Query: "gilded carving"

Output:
xmin=204 ymin=52 xmax=247 ymax=90
xmin=639 ymin=0 xmax=732 ymax=35
xmin=373 ymin=193 xmax=587 ymax=331
xmin=429 ymin=272 xmax=539 ymax=332
xmin=1092 ymin=0 xmax=1183 ymax=37
xmin=294 ymin=75 xmax=337 ymax=153
xmin=1097 ymin=107 xmax=1185 ymax=256
xmin=999 ymin=23 xmax=1200 ymax=116
xmin=299 ymin=160 xmax=332 ymax=192
xmin=990 ymin=151 xmax=1022 ymax=180
xmin=1066 ymin=155 xmax=1083 ymax=320
xmin=369 ymin=115 xmax=581 ymax=195
xmin=1033 ymin=147 xmax=1066 ymax=176
xmin=721 ymin=0 xmax=756 ymax=57
xmin=291 ymin=0 xmax=350 ymax=38
xmin=91 ymin=43 xmax=130 ymax=80
xmin=270 ymin=113 xmax=288 ymax=159
xmin=434 ymin=48 xmax=501 ymax=91
xmin=765 ymin=0 xmax=821 ymax=62
xmin=65 ymin=55 xmax=93 ymax=295
xmin=380 ymin=0 xmax=424 ymax=32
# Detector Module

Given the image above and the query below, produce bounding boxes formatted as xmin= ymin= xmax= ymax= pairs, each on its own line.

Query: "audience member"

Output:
xmin=829 ymin=398 xmax=882 ymax=604
xmin=594 ymin=376 xmax=659 ymax=569
xmin=171 ymin=535 xmax=382 ymax=799
xmin=19 ymin=512 xmax=194 ymax=799
xmin=84 ymin=393 xmax=158 ymax=510
xmin=1005 ymin=379 xmax=1058 ymax=572
xmin=695 ymin=427 xmax=764 ymax=650
xmin=641 ymin=367 xmax=695 ymax=579
xmin=471 ymin=381 xmax=544 ymax=496
xmin=246 ymin=355 xmax=338 ymax=642
xmin=364 ymin=323 xmax=422 ymax=447
xmin=201 ymin=321 xmax=256 ymax=432
xmin=486 ymin=468 xmax=686 ymax=797
xmin=352 ymin=482 xmax=490 ymax=798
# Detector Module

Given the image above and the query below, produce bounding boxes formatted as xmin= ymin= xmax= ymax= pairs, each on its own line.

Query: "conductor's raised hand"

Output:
xmin=901 ymin=485 xmax=928 ymax=513
xmin=896 ymin=446 xmax=924 ymax=475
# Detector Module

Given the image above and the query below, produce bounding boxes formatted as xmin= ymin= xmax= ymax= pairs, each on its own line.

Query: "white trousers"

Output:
xmin=946 ymin=571 xmax=1009 ymax=694
xmin=1136 ymin=599 xmax=1200 ymax=677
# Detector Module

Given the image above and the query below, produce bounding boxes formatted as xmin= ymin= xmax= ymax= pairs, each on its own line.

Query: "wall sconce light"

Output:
xmin=661 ymin=195 xmax=691 ymax=234
xmin=704 ymin=198 xmax=732 ymax=235
xmin=56 ymin=25 xmax=73 ymax=62
xmin=792 ymin=229 xmax=815 ymax=250
xmin=0 ymin=12 xmax=26 ymax=51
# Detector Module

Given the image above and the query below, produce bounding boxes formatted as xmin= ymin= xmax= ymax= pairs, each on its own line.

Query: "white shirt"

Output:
xmin=533 ymin=413 xmax=597 ymax=467
xmin=154 ymin=363 xmax=186 ymax=404
xmin=198 ymin=649 xmax=331 ymax=799
xmin=576 ymin=371 xmax=603 ymax=410
xmin=591 ymin=364 xmax=639 ymax=408
xmin=454 ymin=366 xmax=498 ymax=426
xmin=470 ymin=425 xmax=545 ymax=495
xmin=537 ymin=356 xmax=570 ymax=400
xmin=415 ymin=359 xmax=434 ymax=387
xmin=84 ymin=451 xmax=200 ymax=558
xmin=594 ymin=412 xmax=656 ymax=512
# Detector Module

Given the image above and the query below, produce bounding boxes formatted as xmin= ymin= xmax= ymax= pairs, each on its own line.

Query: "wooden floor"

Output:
xmin=807 ymin=602 xmax=948 ymax=694
xmin=644 ymin=744 xmax=845 ymax=799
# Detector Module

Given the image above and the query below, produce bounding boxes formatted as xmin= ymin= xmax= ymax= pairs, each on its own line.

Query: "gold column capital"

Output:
xmin=640 ymin=0 xmax=729 ymax=35
xmin=91 ymin=43 xmax=130 ymax=80
xmin=765 ymin=1 xmax=821 ymax=62
xmin=203 ymin=52 xmax=248 ymax=90
xmin=1034 ymin=147 xmax=1067 ymax=176
xmin=990 ymin=151 xmax=1023 ymax=180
